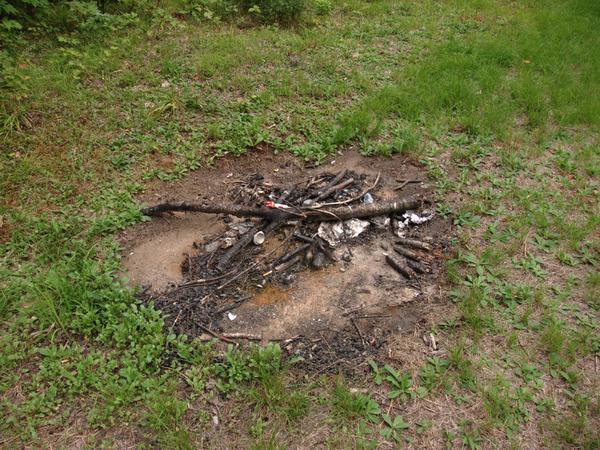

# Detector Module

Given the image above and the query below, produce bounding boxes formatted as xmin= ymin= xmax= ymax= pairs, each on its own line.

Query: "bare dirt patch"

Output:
xmin=119 ymin=150 xmax=452 ymax=369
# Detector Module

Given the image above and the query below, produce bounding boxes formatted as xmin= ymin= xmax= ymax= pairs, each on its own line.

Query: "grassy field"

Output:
xmin=1 ymin=0 xmax=599 ymax=447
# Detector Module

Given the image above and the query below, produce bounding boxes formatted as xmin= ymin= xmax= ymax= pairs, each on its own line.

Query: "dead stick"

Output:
xmin=217 ymin=220 xmax=279 ymax=271
xmin=395 ymin=237 xmax=431 ymax=251
xmin=142 ymin=202 xmax=284 ymax=219
xmin=310 ymin=169 xmax=347 ymax=198
xmin=199 ymin=227 xmax=297 ymax=304
xmin=215 ymin=295 xmax=251 ymax=315
xmin=306 ymin=176 xmax=326 ymax=189
xmin=222 ymin=333 xmax=262 ymax=341
xmin=326 ymin=169 xmax=348 ymax=189
xmin=354 ymin=314 xmax=392 ymax=319
xmin=142 ymin=196 xmax=421 ymax=222
xmin=271 ymin=335 xmax=302 ymax=344
xmin=313 ymin=177 xmax=354 ymax=202
xmin=194 ymin=321 xmax=237 ymax=345
xmin=406 ymin=258 xmax=428 ymax=274
xmin=178 ymin=269 xmax=237 ymax=288
xmin=313 ymin=198 xmax=420 ymax=221
xmin=351 ymin=318 xmax=367 ymax=349
xmin=277 ymin=243 xmax=311 ymax=265
xmin=393 ymin=245 xmax=422 ymax=262
xmin=274 ymin=255 xmax=302 ymax=272
xmin=394 ymin=179 xmax=421 ymax=191
xmin=293 ymin=232 xmax=315 ymax=243
xmin=317 ymin=172 xmax=381 ymax=208
xmin=385 ymin=254 xmax=415 ymax=279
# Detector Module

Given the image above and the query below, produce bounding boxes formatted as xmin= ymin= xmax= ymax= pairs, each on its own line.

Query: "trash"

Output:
xmin=430 ymin=333 xmax=438 ymax=350
xmin=222 ymin=236 xmax=237 ymax=248
xmin=392 ymin=218 xmax=407 ymax=237
xmin=227 ymin=312 xmax=237 ymax=321
xmin=253 ymin=231 xmax=266 ymax=245
xmin=362 ymin=192 xmax=374 ymax=204
xmin=265 ymin=201 xmax=290 ymax=209
xmin=392 ymin=211 xmax=434 ymax=237
xmin=403 ymin=211 xmax=434 ymax=224
xmin=317 ymin=219 xmax=370 ymax=247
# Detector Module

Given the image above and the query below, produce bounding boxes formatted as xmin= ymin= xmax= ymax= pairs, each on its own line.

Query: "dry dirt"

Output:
xmin=119 ymin=150 xmax=453 ymax=369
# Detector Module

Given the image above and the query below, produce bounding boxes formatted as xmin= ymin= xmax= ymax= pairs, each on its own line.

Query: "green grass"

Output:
xmin=1 ymin=0 xmax=599 ymax=447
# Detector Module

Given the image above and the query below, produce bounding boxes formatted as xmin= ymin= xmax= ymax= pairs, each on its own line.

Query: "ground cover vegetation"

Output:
xmin=0 ymin=0 xmax=598 ymax=447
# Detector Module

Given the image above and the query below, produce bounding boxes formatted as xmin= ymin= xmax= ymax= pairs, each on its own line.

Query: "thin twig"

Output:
xmin=271 ymin=334 xmax=302 ymax=344
xmin=394 ymin=179 xmax=421 ymax=190
xmin=177 ymin=268 xmax=238 ymax=288
xmin=353 ymin=314 xmax=392 ymax=319
xmin=214 ymin=295 xmax=251 ymax=315
xmin=193 ymin=320 xmax=237 ymax=345
xmin=222 ymin=333 xmax=262 ymax=341
xmin=351 ymin=318 xmax=367 ymax=349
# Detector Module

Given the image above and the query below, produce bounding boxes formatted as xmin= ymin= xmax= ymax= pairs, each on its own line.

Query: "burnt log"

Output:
xmin=141 ymin=196 xmax=422 ymax=222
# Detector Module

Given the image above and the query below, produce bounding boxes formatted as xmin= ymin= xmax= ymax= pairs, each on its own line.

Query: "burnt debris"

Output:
xmin=140 ymin=170 xmax=441 ymax=365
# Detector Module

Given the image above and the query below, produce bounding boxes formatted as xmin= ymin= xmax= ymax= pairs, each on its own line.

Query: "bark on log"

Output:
xmin=405 ymin=258 xmax=427 ymax=274
xmin=395 ymin=237 xmax=431 ymax=251
xmin=141 ymin=196 xmax=422 ymax=222
xmin=386 ymin=254 xmax=416 ymax=279
xmin=393 ymin=244 xmax=422 ymax=262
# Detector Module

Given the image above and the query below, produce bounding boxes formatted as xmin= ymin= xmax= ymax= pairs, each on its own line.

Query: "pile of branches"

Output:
xmin=143 ymin=170 xmax=423 ymax=274
xmin=141 ymin=170 xmax=429 ymax=337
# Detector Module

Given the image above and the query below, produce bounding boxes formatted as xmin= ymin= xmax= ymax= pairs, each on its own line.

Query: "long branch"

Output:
xmin=141 ymin=196 xmax=422 ymax=222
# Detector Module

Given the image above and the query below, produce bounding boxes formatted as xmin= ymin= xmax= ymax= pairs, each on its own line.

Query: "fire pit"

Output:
xmin=121 ymin=152 xmax=451 ymax=370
